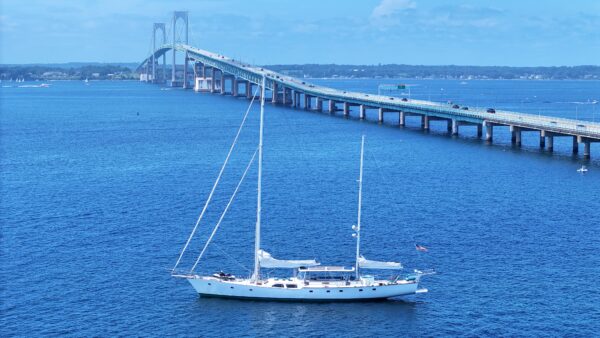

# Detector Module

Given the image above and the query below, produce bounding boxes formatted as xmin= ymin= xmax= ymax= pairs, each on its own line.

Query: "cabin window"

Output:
xmin=208 ymin=283 xmax=211 ymax=286
xmin=372 ymin=288 xmax=377 ymax=291
xmin=309 ymin=290 xmax=314 ymax=293
xmin=286 ymin=284 xmax=298 ymax=289
xmin=359 ymin=289 xmax=363 ymax=292
xmin=249 ymin=289 xmax=253 ymax=291
xmin=273 ymin=284 xmax=284 ymax=288
xmin=326 ymin=290 xmax=331 ymax=293
xmin=230 ymin=286 xmax=234 ymax=289
xmin=339 ymin=290 xmax=343 ymax=292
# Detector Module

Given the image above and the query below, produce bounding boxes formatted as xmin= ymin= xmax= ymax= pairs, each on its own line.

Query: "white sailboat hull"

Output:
xmin=184 ymin=276 xmax=421 ymax=301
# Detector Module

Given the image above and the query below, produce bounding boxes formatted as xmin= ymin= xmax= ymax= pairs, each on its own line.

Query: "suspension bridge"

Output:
xmin=139 ymin=11 xmax=600 ymax=159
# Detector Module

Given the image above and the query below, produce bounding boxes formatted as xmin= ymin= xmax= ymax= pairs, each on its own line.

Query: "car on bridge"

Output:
xmin=487 ymin=108 xmax=496 ymax=114
xmin=401 ymin=98 xmax=408 ymax=102
xmin=461 ymin=106 xmax=469 ymax=110
xmin=452 ymin=104 xmax=460 ymax=109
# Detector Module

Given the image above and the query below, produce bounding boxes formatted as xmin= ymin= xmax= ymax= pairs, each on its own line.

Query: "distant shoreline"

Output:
xmin=2 ymin=63 xmax=599 ymax=81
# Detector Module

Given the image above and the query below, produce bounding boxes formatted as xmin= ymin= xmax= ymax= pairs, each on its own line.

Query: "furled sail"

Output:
xmin=258 ymin=250 xmax=320 ymax=268
xmin=358 ymin=256 xmax=403 ymax=269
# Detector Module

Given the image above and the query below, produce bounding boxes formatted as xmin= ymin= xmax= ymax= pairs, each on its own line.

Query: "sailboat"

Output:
xmin=172 ymin=76 xmax=433 ymax=301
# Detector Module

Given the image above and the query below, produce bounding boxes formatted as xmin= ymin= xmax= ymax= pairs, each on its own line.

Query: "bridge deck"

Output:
xmin=140 ymin=44 xmax=600 ymax=143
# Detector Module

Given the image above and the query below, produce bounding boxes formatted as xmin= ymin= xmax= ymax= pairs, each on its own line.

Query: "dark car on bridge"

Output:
xmin=452 ymin=104 xmax=460 ymax=109
xmin=487 ymin=108 xmax=496 ymax=114
xmin=461 ymin=106 xmax=469 ymax=110
xmin=401 ymin=98 xmax=408 ymax=102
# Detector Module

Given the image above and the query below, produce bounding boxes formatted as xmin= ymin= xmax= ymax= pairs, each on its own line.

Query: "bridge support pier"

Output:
xmin=359 ymin=105 xmax=366 ymax=120
xmin=510 ymin=125 xmax=522 ymax=146
xmin=329 ymin=100 xmax=336 ymax=113
xmin=210 ymin=68 xmax=216 ymax=93
xmin=246 ymin=82 xmax=253 ymax=99
xmin=315 ymin=98 xmax=323 ymax=112
xmin=573 ymin=136 xmax=579 ymax=154
xmin=378 ymin=108 xmax=384 ymax=123
xmin=272 ymin=82 xmax=278 ymax=104
xmin=546 ymin=134 xmax=554 ymax=152
xmin=232 ymin=79 xmax=238 ymax=96
xmin=477 ymin=124 xmax=483 ymax=138
xmin=452 ymin=119 xmax=459 ymax=135
xmin=539 ymin=131 xmax=546 ymax=148
xmin=510 ymin=125 xmax=517 ymax=144
xmin=282 ymin=87 xmax=287 ymax=105
xmin=422 ymin=115 xmax=429 ymax=130
xmin=485 ymin=122 xmax=494 ymax=142
xmin=343 ymin=102 xmax=350 ymax=117
xmin=304 ymin=95 xmax=311 ymax=110
xmin=583 ymin=141 xmax=590 ymax=159
xmin=220 ymin=72 xmax=226 ymax=95
xmin=399 ymin=111 xmax=405 ymax=126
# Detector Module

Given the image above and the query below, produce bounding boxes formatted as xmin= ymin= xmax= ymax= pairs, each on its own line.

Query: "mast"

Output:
xmin=252 ymin=76 xmax=266 ymax=282
xmin=355 ymin=135 xmax=365 ymax=279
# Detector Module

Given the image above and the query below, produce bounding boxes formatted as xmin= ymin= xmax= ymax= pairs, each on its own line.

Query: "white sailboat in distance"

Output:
xmin=171 ymin=76 xmax=434 ymax=301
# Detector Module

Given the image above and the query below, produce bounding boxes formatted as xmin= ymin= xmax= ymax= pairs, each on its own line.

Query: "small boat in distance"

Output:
xmin=171 ymin=76 xmax=433 ymax=301
xmin=577 ymin=165 xmax=588 ymax=173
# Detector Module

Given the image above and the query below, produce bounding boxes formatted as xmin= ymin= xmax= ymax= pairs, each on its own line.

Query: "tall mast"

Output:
xmin=355 ymin=135 xmax=365 ymax=279
xmin=252 ymin=76 xmax=266 ymax=282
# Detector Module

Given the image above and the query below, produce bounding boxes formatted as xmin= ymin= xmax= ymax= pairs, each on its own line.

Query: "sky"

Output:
xmin=1 ymin=0 xmax=599 ymax=66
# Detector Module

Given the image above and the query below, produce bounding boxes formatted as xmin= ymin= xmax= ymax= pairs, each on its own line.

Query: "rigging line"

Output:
xmin=190 ymin=148 xmax=258 ymax=273
xmin=211 ymin=243 xmax=252 ymax=274
xmin=172 ymin=85 xmax=261 ymax=273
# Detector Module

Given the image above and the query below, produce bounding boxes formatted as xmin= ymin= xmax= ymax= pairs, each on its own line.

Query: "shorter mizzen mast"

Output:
xmin=353 ymin=135 xmax=365 ymax=280
xmin=252 ymin=75 xmax=266 ymax=283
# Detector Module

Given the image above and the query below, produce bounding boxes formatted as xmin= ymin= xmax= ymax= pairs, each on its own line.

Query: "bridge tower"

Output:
xmin=152 ymin=23 xmax=166 ymax=83
xmin=171 ymin=11 xmax=189 ymax=87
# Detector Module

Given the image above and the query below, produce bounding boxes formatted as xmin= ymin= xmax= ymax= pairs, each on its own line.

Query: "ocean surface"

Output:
xmin=1 ymin=79 xmax=599 ymax=337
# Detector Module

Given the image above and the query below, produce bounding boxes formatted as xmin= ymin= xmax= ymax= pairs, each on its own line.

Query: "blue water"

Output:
xmin=1 ymin=80 xmax=599 ymax=337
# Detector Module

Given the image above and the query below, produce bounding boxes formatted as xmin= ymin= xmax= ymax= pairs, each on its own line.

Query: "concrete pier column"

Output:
xmin=584 ymin=141 xmax=591 ymax=159
xmin=539 ymin=131 xmax=546 ymax=148
xmin=547 ymin=134 xmax=554 ymax=152
xmin=220 ymin=72 xmax=225 ymax=95
xmin=202 ymin=64 xmax=206 ymax=78
xmin=423 ymin=115 xmax=429 ymax=130
xmin=476 ymin=124 xmax=483 ymax=138
xmin=304 ymin=95 xmax=311 ymax=110
xmin=359 ymin=105 xmax=366 ymax=120
xmin=573 ymin=136 xmax=579 ymax=154
xmin=183 ymin=56 xmax=189 ymax=89
xmin=446 ymin=120 xmax=453 ymax=133
xmin=485 ymin=122 xmax=493 ymax=142
xmin=452 ymin=119 xmax=459 ymax=135
xmin=282 ymin=87 xmax=287 ymax=105
xmin=378 ymin=108 xmax=384 ymax=123
xmin=510 ymin=125 xmax=517 ymax=144
xmin=211 ymin=68 xmax=216 ymax=93
xmin=272 ymin=82 xmax=278 ymax=104
xmin=315 ymin=98 xmax=323 ymax=112
xmin=399 ymin=111 xmax=405 ymax=126
xmin=291 ymin=90 xmax=296 ymax=107
xmin=246 ymin=82 xmax=252 ymax=99
xmin=515 ymin=128 xmax=522 ymax=147
xmin=343 ymin=102 xmax=350 ymax=116
xmin=329 ymin=100 xmax=335 ymax=113
xmin=232 ymin=78 xmax=238 ymax=97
